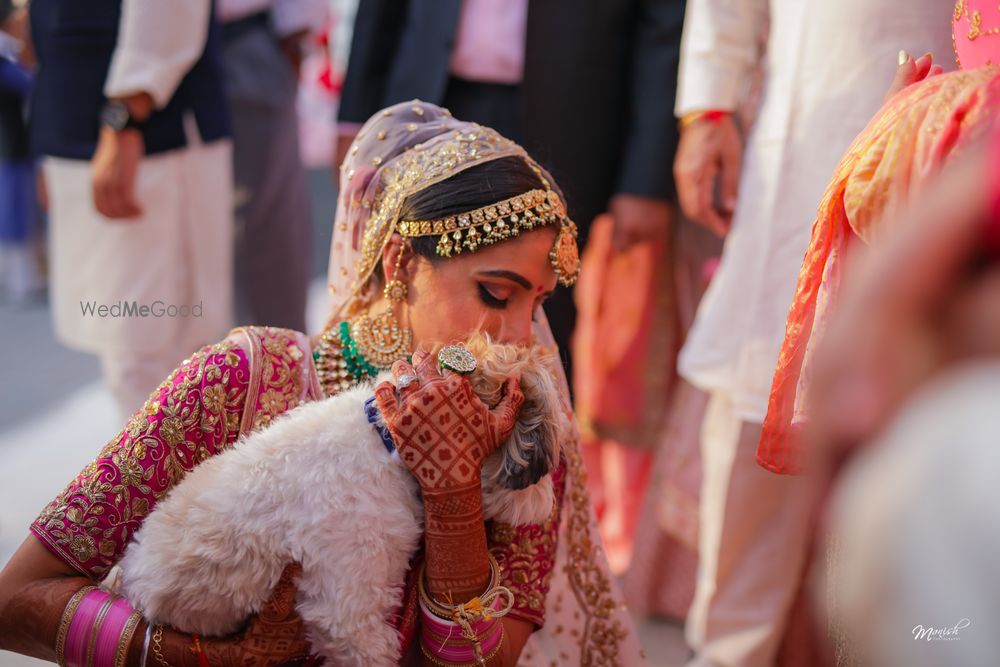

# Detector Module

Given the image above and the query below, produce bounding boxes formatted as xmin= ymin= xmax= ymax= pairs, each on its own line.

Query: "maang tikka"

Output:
xmin=349 ymin=246 xmax=413 ymax=368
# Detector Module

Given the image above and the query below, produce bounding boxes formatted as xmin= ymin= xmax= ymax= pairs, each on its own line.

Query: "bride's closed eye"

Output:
xmin=477 ymin=283 xmax=511 ymax=309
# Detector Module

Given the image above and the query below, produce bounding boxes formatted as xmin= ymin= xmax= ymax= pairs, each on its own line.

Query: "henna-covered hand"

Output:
xmin=374 ymin=350 xmax=524 ymax=492
xmin=375 ymin=350 xmax=525 ymax=601
xmin=161 ymin=563 xmax=311 ymax=667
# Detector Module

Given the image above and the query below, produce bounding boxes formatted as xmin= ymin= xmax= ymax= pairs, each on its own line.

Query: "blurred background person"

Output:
xmin=0 ymin=0 xmax=41 ymax=305
xmin=671 ymin=1 xmax=951 ymax=665
xmin=334 ymin=0 xmax=686 ymax=384
xmin=622 ymin=81 xmax=768 ymax=627
xmin=780 ymin=16 xmax=1000 ymax=661
xmin=755 ymin=6 xmax=1000 ymax=659
xmin=218 ymin=0 xmax=325 ymax=331
xmin=30 ymin=0 xmax=233 ymax=421
xmin=813 ymin=122 xmax=1000 ymax=667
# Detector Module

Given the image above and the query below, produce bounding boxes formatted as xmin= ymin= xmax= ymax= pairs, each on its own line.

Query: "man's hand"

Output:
xmin=609 ymin=194 xmax=672 ymax=251
xmin=91 ymin=126 xmax=144 ymax=220
xmin=674 ymin=113 xmax=742 ymax=237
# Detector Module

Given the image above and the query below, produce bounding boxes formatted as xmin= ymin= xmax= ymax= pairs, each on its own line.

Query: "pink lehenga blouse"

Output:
xmin=31 ymin=325 xmax=561 ymax=654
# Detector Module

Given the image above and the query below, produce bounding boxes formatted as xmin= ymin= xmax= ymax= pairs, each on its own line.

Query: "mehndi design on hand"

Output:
xmin=374 ymin=350 xmax=523 ymax=491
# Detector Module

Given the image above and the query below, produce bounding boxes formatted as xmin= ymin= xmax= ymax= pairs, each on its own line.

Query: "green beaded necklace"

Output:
xmin=313 ymin=320 xmax=411 ymax=396
xmin=339 ymin=320 xmax=381 ymax=379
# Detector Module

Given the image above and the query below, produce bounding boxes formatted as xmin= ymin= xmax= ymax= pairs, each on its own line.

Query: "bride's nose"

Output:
xmin=494 ymin=312 xmax=534 ymax=345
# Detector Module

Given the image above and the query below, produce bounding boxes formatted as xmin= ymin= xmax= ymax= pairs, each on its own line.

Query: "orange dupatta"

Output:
xmin=758 ymin=66 xmax=1000 ymax=475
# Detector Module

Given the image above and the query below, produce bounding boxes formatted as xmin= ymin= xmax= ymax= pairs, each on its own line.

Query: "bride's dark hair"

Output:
xmin=398 ymin=156 xmax=547 ymax=262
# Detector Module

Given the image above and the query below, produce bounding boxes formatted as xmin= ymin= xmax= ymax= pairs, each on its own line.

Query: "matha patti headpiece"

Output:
xmin=328 ymin=101 xmax=580 ymax=317
xmin=396 ymin=179 xmax=580 ymax=287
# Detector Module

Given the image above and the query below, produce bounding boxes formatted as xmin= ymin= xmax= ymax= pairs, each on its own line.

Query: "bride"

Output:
xmin=0 ymin=102 xmax=646 ymax=666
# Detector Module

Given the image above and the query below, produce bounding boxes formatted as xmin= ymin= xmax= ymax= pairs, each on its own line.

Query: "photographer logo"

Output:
xmin=912 ymin=618 xmax=971 ymax=642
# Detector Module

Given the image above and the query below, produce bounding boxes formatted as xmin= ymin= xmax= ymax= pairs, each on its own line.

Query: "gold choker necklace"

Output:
xmin=313 ymin=317 xmax=411 ymax=396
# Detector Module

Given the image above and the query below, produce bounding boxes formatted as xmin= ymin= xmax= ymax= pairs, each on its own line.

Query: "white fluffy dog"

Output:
xmin=110 ymin=338 xmax=567 ymax=666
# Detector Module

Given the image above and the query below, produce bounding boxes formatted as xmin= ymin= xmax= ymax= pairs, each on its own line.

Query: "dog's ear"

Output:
xmin=495 ymin=360 xmax=561 ymax=490
xmin=496 ymin=426 xmax=551 ymax=490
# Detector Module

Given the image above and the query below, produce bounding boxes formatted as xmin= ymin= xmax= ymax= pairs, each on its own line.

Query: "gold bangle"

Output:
xmin=151 ymin=625 xmax=173 ymax=667
xmin=56 ymin=585 xmax=97 ymax=667
xmin=114 ymin=611 xmax=145 ymax=667
xmin=84 ymin=594 xmax=116 ymax=667
xmin=419 ymin=554 xmax=501 ymax=621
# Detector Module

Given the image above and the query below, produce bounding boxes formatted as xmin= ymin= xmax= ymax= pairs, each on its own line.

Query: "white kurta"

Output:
xmin=676 ymin=0 xmax=953 ymax=423
xmin=48 ymin=0 xmax=234 ymax=418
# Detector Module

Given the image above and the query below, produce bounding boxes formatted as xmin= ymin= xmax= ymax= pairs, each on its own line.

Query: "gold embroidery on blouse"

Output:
xmin=33 ymin=341 xmax=248 ymax=578
xmin=487 ymin=471 xmax=563 ymax=625
xmin=234 ymin=327 xmax=311 ymax=434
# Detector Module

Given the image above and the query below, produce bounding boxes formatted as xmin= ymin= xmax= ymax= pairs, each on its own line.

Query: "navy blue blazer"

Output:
xmin=338 ymin=0 xmax=686 ymax=231
xmin=29 ymin=0 xmax=230 ymax=160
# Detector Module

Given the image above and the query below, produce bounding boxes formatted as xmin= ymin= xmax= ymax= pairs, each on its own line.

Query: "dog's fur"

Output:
xmin=111 ymin=337 xmax=567 ymax=666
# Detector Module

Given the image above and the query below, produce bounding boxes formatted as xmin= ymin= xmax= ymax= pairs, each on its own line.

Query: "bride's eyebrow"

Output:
xmin=477 ymin=269 xmax=532 ymax=290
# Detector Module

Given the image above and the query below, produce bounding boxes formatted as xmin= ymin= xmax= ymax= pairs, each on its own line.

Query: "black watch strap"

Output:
xmin=100 ymin=100 xmax=147 ymax=132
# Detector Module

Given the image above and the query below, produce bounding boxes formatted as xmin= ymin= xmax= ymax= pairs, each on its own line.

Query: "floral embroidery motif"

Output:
xmin=488 ymin=464 xmax=565 ymax=628
xmin=32 ymin=341 xmax=250 ymax=578
xmin=237 ymin=326 xmax=316 ymax=434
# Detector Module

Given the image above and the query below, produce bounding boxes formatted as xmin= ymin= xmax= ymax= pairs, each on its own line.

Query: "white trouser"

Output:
xmin=685 ymin=391 xmax=816 ymax=667
xmin=46 ymin=125 xmax=233 ymax=419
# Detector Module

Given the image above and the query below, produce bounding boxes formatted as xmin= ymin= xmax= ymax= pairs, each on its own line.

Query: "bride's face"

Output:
xmin=398 ymin=227 xmax=559 ymax=347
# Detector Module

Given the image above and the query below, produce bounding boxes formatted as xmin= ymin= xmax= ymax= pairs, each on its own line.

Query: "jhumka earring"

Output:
xmin=349 ymin=247 xmax=413 ymax=368
xmin=383 ymin=266 xmax=408 ymax=303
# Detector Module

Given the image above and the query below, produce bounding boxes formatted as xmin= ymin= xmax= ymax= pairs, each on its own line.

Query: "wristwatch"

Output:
xmin=99 ymin=100 xmax=146 ymax=132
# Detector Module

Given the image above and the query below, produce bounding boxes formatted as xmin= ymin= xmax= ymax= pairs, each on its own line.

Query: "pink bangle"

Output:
xmin=84 ymin=594 xmax=115 ymax=667
xmin=419 ymin=625 xmax=505 ymax=667
xmin=94 ymin=597 xmax=143 ymax=667
xmin=62 ymin=590 xmax=142 ymax=667
xmin=56 ymin=586 xmax=96 ymax=667
xmin=64 ymin=589 xmax=112 ymax=667
xmin=422 ymin=620 xmax=503 ymax=661
xmin=419 ymin=599 xmax=503 ymax=663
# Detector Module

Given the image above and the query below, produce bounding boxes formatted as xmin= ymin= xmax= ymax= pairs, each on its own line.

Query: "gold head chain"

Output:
xmin=396 ymin=188 xmax=580 ymax=287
